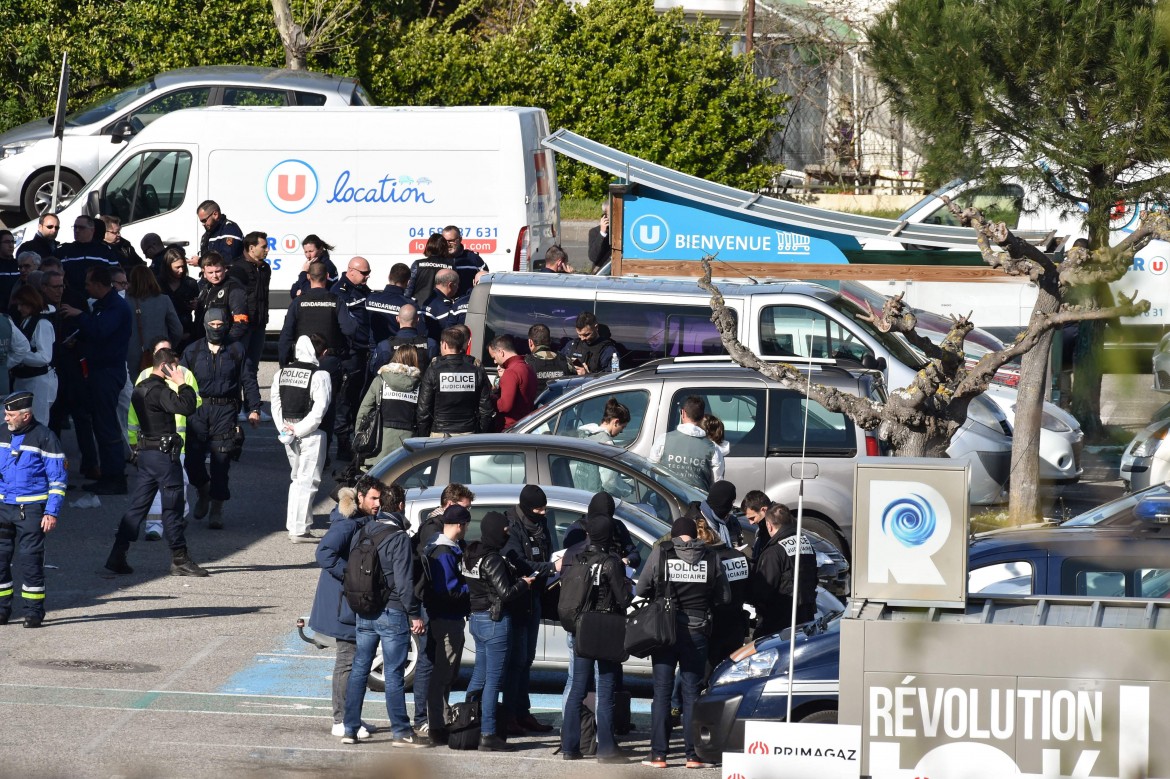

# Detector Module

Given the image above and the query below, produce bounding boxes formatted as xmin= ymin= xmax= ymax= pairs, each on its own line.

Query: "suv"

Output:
xmin=0 ymin=66 xmax=370 ymax=218
xmin=513 ymin=358 xmax=886 ymax=555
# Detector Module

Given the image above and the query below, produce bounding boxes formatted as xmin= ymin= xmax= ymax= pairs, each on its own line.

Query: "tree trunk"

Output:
xmin=270 ymin=0 xmax=308 ymax=70
xmin=1007 ymin=320 xmax=1055 ymax=525
xmin=1068 ymin=194 xmax=1112 ymax=437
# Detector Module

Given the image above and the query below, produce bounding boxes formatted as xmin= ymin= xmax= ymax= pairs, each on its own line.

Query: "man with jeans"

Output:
xmin=420 ymin=503 xmax=471 ymax=742
xmin=342 ymin=488 xmax=428 ymax=747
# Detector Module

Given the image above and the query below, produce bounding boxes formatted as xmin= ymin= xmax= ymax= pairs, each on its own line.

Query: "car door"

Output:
xmin=95 ymin=146 xmax=196 ymax=252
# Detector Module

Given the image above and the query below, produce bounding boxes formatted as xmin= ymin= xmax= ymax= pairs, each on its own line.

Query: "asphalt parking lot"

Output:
xmin=0 ymin=365 xmax=1160 ymax=778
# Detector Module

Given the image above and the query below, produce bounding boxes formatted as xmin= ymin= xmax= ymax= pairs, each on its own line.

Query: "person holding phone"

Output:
xmin=104 ymin=348 xmax=207 ymax=578
xmin=587 ymin=201 xmax=611 ymax=273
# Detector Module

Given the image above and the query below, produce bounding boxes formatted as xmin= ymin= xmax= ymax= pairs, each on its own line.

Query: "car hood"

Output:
xmin=0 ymin=118 xmax=56 ymax=145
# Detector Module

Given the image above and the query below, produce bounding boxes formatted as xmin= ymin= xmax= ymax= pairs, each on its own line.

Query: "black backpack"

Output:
xmin=557 ymin=553 xmax=598 ymax=633
xmin=343 ymin=522 xmax=400 ymax=616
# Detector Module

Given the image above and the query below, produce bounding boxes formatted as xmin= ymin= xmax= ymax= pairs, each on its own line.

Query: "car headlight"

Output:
xmin=967 ymin=396 xmax=1009 ymax=434
xmin=711 ymin=646 xmax=779 ymax=687
xmin=0 ymin=141 xmax=34 ymax=160
xmin=1132 ymin=431 xmax=1166 ymax=458
xmin=1011 ymin=403 xmax=1075 ymax=433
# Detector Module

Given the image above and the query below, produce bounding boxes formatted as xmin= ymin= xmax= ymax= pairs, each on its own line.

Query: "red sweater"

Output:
xmin=495 ymin=354 xmax=538 ymax=430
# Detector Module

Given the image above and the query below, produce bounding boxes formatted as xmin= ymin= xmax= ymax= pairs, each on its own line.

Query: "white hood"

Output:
xmin=294 ymin=335 xmax=319 ymax=365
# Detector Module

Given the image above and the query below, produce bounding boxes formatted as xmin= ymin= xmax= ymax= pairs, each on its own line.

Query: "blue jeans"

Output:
xmin=503 ymin=598 xmax=540 ymax=718
xmin=411 ymin=606 xmax=432 ymax=728
xmin=562 ymin=649 xmax=619 ymax=757
xmin=467 ymin=610 xmax=511 ymax=737
xmin=650 ymin=627 xmax=708 ymax=761
xmin=344 ymin=607 xmax=412 ymax=739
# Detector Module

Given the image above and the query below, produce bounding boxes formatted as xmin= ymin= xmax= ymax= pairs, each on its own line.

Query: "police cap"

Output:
xmin=3 ymin=391 xmax=33 ymax=412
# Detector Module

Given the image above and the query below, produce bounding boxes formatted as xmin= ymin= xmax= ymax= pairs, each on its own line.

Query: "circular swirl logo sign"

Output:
xmin=881 ymin=494 xmax=937 ymax=548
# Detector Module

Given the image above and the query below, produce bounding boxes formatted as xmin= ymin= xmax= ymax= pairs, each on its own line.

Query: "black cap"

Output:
xmin=3 ymin=391 xmax=33 ymax=412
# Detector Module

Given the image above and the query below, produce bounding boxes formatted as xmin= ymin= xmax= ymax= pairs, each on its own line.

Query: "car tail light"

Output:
xmin=865 ymin=433 xmax=881 ymax=456
xmin=513 ymin=226 xmax=529 ymax=271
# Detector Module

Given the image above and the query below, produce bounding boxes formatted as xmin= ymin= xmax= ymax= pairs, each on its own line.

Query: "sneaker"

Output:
xmin=332 ymin=723 xmax=374 ymax=740
xmin=144 ymin=520 xmax=163 ymax=541
xmin=685 ymin=760 xmax=714 ymax=769
xmin=642 ymin=757 xmax=668 ymax=768
xmin=340 ymin=732 xmax=359 ymax=745
xmin=415 ymin=723 xmax=430 ymax=737
xmin=391 ymin=733 xmax=429 ymax=748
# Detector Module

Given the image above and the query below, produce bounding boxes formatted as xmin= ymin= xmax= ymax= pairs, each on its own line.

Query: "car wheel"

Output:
xmin=799 ymin=709 xmax=838 ymax=724
xmin=23 ymin=170 xmax=84 ymax=220
xmin=367 ymin=632 xmax=423 ymax=693
xmin=800 ymin=516 xmax=848 ymax=559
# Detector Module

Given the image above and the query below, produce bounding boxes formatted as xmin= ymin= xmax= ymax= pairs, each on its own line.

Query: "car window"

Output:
xmin=551 ymin=390 xmax=650 ymax=447
xmin=397 ymin=458 xmax=437 ymax=489
xmin=969 ymin=561 xmax=1034 ymax=595
xmin=450 ymin=452 xmax=526 ymax=485
xmin=483 ymin=295 xmax=582 ymax=364
xmin=923 ymin=184 xmax=1023 ymax=229
xmin=1074 ymin=570 xmax=1127 ymax=598
xmin=1139 ymin=568 xmax=1170 ymax=597
xmin=127 ymin=87 xmax=211 ymax=127
xmin=293 ymin=90 xmax=328 ymax=106
xmin=98 ymin=150 xmax=192 ymax=226
xmin=759 ymin=305 xmax=875 ymax=361
xmin=668 ymin=388 xmax=766 ymax=458
xmin=222 ymin=87 xmax=289 ymax=106
xmin=545 ymin=453 xmax=672 ymax=522
xmin=768 ymin=390 xmax=857 ymax=456
xmin=595 ymin=302 xmax=734 ymax=364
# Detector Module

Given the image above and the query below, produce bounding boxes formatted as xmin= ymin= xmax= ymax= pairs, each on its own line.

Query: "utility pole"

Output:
xmin=745 ymin=0 xmax=755 ymax=53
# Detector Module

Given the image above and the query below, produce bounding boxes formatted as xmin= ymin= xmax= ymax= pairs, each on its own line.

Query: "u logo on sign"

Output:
xmin=629 ymin=214 xmax=670 ymax=253
xmin=266 ymin=159 xmax=319 ymax=214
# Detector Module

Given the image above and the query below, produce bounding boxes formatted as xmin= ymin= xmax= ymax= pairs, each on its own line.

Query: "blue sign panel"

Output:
xmin=621 ymin=189 xmax=858 ymax=263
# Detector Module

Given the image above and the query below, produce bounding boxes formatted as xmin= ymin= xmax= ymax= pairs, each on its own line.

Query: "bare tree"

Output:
xmin=700 ymin=208 xmax=1158 ymax=518
xmin=270 ymin=0 xmax=363 ymax=70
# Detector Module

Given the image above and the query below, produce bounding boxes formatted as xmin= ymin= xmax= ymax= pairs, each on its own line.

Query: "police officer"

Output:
xmin=740 ymin=490 xmax=773 ymax=560
xmin=60 ymin=265 xmax=131 ymax=495
xmin=272 ymin=335 xmax=332 ymax=542
xmin=443 ymin=226 xmax=488 ymax=294
xmin=0 ymin=391 xmax=66 ymax=628
xmin=560 ymin=311 xmax=620 ymax=375
xmin=650 ymin=395 xmax=724 ymax=492
xmin=416 ymin=327 xmax=494 ymax=437
xmin=278 ymin=261 xmax=351 ymax=366
xmin=104 ymin=349 xmax=207 ymax=577
xmin=228 ymin=231 xmax=272 ymax=389
xmin=750 ymin=504 xmax=818 ymax=639
xmin=330 ymin=257 xmax=373 ymax=462
xmin=56 ymin=215 xmax=120 ymax=291
xmin=194 ymin=200 xmax=244 ymax=265
xmin=365 ymin=263 xmax=413 ymax=344
xmin=422 ymin=269 xmax=461 ymax=341
xmin=370 ymin=304 xmax=435 ymax=374
xmin=194 ymin=253 xmax=249 ymax=343
xmin=636 ymin=516 xmax=731 ymax=769
xmin=525 ymin=324 xmax=573 ymax=395
xmin=182 ymin=308 xmax=261 ymax=530
xmin=405 ymin=233 xmax=453 ymax=308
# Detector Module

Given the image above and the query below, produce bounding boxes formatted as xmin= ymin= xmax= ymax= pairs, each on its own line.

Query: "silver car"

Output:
xmin=1121 ymin=418 xmax=1170 ymax=492
xmin=0 ymin=65 xmax=370 ymax=218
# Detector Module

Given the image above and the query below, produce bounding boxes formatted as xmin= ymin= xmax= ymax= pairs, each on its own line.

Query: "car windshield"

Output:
xmin=615 ymin=450 xmax=708 ymax=504
xmin=823 ymin=294 xmax=926 ymax=369
xmin=66 ymin=78 xmax=157 ymax=126
xmin=1063 ymin=483 xmax=1170 ymax=526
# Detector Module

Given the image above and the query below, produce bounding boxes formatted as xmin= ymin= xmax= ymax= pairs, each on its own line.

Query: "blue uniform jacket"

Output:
xmin=330 ymin=278 xmax=372 ymax=352
xmin=0 ymin=421 xmax=67 ymax=517
xmin=201 ymin=215 xmax=244 ymax=262
xmin=76 ymin=288 xmax=131 ymax=369
xmin=365 ymin=285 xmax=412 ymax=343
xmin=451 ymin=249 xmax=488 ymax=294
xmin=423 ymin=294 xmax=459 ymax=341
xmin=369 ymin=328 xmax=436 ymax=374
xmin=308 ymin=497 xmax=372 ymax=641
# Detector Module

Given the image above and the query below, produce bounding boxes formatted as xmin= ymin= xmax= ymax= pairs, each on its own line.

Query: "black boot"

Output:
xmin=478 ymin=734 xmax=513 ymax=752
xmin=104 ymin=543 xmax=133 ymax=575
xmin=170 ymin=547 xmax=209 ymax=577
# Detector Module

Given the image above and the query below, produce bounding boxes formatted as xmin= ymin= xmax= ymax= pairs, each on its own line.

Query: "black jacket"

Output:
xmin=750 ymin=526 xmax=818 ymax=637
xmin=228 ymin=257 xmax=272 ymax=328
xmin=569 ymin=546 xmax=630 ymax=615
xmin=465 ymin=545 xmax=530 ymax=619
xmin=562 ymin=517 xmax=641 ymax=570
xmin=415 ymin=353 xmax=494 ymax=435
xmin=502 ymin=507 xmax=557 ymax=587
xmin=194 ymin=278 xmax=249 ymax=342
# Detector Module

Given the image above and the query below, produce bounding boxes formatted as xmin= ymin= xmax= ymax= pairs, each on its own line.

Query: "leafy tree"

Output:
xmin=361 ymin=0 xmax=787 ymax=198
xmin=866 ymin=0 xmax=1170 ymax=520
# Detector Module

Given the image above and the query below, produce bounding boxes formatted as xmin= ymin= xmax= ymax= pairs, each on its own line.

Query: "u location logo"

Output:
xmin=266 ymin=159 xmax=319 ymax=214
xmin=629 ymin=214 xmax=670 ymax=253
xmin=746 ymin=740 xmax=769 ymax=755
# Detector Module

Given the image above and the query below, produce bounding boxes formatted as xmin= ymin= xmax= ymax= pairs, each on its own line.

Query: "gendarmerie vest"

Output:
xmin=293 ymin=288 xmax=346 ymax=355
xmin=659 ymin=541 xmax=719 ymax=620
xmin=524 ymin=351 xmax=572 ymax=394
xmin=10 ymin=313 xmax=49 ymax=379
xmin=390 ymin=333 xmax=431 ymax=370
xmin=661 ymin=430 xmax=717 ymax=491
xmin=565 ymin=336 xmax=615 ymax=374
xmin=380 ymin=381 xmax=418 ymax=430
xmin=278 ymin=360 xmax=319 ymax=425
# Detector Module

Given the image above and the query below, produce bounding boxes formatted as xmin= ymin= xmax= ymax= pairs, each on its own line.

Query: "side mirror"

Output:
xmin=85 ymin=190 xmax=100 ymax=216
xmin=109 ymin=120 xmax=135 ymax=144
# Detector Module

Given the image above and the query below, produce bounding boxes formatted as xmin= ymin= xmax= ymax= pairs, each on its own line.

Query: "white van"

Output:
xmin=12 ymin=105 xmax=560 ymax=331
xmin=861 ymin=177 xmax=1170 ymax=344
xmin=467 ymin=272 xmax=1014 ymax=505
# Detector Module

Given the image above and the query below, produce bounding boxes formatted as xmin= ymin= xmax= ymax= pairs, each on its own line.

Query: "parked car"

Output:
xmin=513 ymin=359 xmax=886 ymax=556
xmin=366 ymin=434 xmax=708 ymax=526
xmin=0 ymin=65 xmax=371 ymax=218
xmin=1120 ymin=419 xmax=1170 ymax=492
xmin=359 ymin=484 xmax=847 ymax=691
xmin=692 ymin=491 xmax=1170 ymax=761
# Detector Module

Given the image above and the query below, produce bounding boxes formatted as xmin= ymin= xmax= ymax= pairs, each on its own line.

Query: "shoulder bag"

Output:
xmin=575 ymin=558 xmax=629 ymax=664
xmin=624 ymin=546 xmax=677 ymax=658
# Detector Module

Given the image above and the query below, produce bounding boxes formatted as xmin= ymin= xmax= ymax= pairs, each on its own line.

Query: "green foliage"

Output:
xmin=868 ymin=0 xmax=1170 ymax=247
xmin=361 ymin=0 xmax=788 ymax=198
